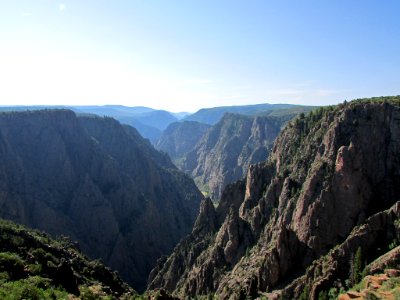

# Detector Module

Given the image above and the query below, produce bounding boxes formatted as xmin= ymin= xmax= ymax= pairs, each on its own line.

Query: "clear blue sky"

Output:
xmin=0 ymin=1 xmax=399 ymax=112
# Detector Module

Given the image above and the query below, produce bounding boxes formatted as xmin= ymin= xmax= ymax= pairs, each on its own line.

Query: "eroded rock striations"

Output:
xmin=0 ymin=109 xmax=203 ymax=292
xmin=180 ymin=113 xmax=282 ymax=200
xmin=155 ymin=121 xmax=211 ymax=164
xmin=148 ymin=97 xmax=400 ymax=299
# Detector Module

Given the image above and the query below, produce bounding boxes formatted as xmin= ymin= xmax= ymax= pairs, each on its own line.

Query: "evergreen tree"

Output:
xmin=349 ymin=247 xmax=363 ymax=286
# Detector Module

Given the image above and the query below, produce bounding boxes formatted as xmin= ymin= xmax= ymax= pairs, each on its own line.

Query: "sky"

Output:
xmin=0 ymin=1 xmax=399 ymax=112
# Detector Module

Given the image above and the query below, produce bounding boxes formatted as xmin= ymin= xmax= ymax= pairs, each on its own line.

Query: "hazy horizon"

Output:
xmin=0 ymin=101 xmax=320 ymax=114
xmin=1 ymin=1 xmax=399 ymax=112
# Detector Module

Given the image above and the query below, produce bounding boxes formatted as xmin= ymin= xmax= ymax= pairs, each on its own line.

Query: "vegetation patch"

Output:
xmin=0 ymin=219 xmax=137 ymax=299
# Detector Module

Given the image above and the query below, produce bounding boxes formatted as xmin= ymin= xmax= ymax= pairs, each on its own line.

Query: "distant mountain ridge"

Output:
xmin=0 ymin=109 xmax=203 ymax=292
xmin=183 ymin=103 xmax=315 ymax=125
xmin=0 ymin=105 xmax=182 ymax=143
xmin=72 ymin=105 xmax=180 ymax=143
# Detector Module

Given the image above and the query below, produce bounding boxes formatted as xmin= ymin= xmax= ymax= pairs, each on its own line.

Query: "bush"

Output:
xmin=0 ymin=252 xmax=25 ymax=279
xmin=349 ymin=247 xmax=363 ymax=286
xmin=0 ymin=277 xmax=68 ymax=300
xmin=28 ymin=263 xmax=42 ymax=275
xmin=299 ymin=285 xmax=309 ymax=300
xmin=318 ymin=290 xmax=328 ymax=300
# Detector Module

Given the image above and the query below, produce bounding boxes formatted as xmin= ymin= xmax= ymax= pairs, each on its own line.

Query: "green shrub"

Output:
xmin=0 ymin=271 xmax=10 ymax=282
xmin=364 ymin=291 xmax=379 ymax=300
xmin=29 ymin=248 xmax=47 ymax=260
xmin=389 ymin=239 xmax=398 ymax=250
xmin=349 ymin=247 xmax=363 ymax=286
xmin=28 ymin=263 xmax=42 ymax=275
xmin=318 ymin=290 xmax=328 ymax=300
xmin=80 ymin=286 xmax=98 ymax=300
xmin=0 ymin=252 xmax=24 ymax=266
xmin=0 ymin=277 xmax=68 ymax=300
xmin=10 ymin=236 xmax=24 ymax=247
xmin=299 ymin=285 xmax=309 ymax=300
xmin=0 ymin=252 xmax=25 ymax=279
xmin=382 ymin=276 xmax=400 ymax=290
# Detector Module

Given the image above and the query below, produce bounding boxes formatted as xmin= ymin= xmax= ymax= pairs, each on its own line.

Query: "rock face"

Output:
xmin=181 ymin=113 xmax=282 ymax=200
xmin=280 ymin=201 xmax=400 ymax=299
xmin=148 ymin=97 xmax=400 ymax=299
xmin=0 ymin=109 xmax=203 ymax=292
xmin=155 ymin=121 xmax=211 ymax=163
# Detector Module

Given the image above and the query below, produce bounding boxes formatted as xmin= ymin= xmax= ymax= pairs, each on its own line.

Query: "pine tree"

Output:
xmin=349 ymin=247 xmax=363 ymax=286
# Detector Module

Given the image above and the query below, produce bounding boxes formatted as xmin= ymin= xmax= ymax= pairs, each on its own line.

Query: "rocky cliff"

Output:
xmin=0 ymin=109 xmax=203 ymax=292
xmin=181 ymin=113 xmax=282 ymax=200
xmin=155 ymin=121 xmax=211 ymax=164
xmin=148 ymin=96 xmax=400 ymax=299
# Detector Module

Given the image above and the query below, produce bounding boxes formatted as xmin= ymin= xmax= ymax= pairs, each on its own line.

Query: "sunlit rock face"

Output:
xmin=148 ymin=98 xmax=400 ymax=299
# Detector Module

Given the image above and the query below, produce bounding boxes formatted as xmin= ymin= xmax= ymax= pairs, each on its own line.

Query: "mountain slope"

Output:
xmin=132 ymin=110 xmax=179 ymax=131
xmin=155 ymin=121 xmax=211 ymax=163
xmin=148 ymin=96 xmax=400 ymax=299
xmin=0 ymin=109 xmax=203 ymax=292
xmin=181 ymin=113 xmax=282 ymax=200
xmin=0 ymin=218 xmax=135 ymax=298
